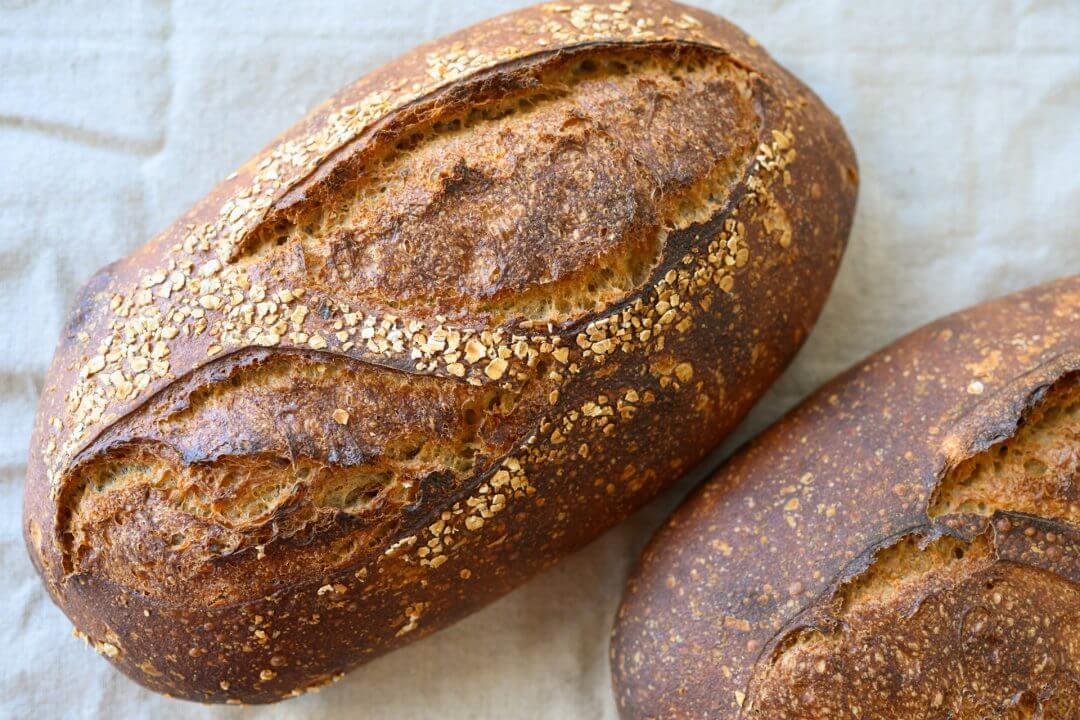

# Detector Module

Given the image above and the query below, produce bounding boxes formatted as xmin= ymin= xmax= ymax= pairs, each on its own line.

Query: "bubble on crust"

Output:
xmin=751 ymin=375 xmax=1080 ymax=717
xmin=757 ymin=532 xmax=1078 ymax=717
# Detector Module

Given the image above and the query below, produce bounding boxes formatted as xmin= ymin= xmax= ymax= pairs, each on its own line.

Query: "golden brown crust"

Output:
xmin=23 ymin=0 xmax=857 ymax=703
xmin=611 ymin=276 xmax=1080 ymax=719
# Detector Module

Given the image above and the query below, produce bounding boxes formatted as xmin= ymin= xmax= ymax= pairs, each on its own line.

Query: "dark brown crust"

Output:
xmin=611 ymin=276 xmax=1080 ymax=719
xmin=23 ymin=0 xmax=857 ymax=703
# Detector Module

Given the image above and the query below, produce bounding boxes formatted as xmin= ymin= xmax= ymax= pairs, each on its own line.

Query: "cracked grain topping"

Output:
xmin=612 ymin=276 xmax=1080 ymax=720
xmin=24 ymin=0 xmax=856 ymax=704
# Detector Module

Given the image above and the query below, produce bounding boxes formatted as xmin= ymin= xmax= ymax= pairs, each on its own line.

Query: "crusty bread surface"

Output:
xmin=24 ymin=0 xmax=857 ymax=703
xmin=612 ymin=276 xmax=1080 ymax=719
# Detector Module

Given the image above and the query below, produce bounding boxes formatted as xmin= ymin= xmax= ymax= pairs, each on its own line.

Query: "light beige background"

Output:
xmin=1 ymin=1 xmax=1077 ymax=717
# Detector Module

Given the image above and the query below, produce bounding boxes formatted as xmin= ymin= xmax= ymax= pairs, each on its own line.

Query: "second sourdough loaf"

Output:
xmin=23 ymin=0 xmax=857 ymax=703
xmin=612 ymin=276 xmax=1080 ymax=719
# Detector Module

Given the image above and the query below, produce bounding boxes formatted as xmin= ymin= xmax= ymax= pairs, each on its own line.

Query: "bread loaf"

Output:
xmin=612 ymin=276 xmax=1079 ymax=719
xmin=23 ymin=0 xmax=857 ymax=703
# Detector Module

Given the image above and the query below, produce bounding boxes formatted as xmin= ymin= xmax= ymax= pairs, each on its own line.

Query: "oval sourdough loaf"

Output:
xmin=612 ymin=276 xmax=1080 ymax=719
xmin=24 ymin=0 xmax=857 ymax=703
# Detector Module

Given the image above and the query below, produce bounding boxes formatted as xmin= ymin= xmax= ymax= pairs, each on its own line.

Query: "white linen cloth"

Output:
xmin=1 ymin=1 xmax=1077 ymax=717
